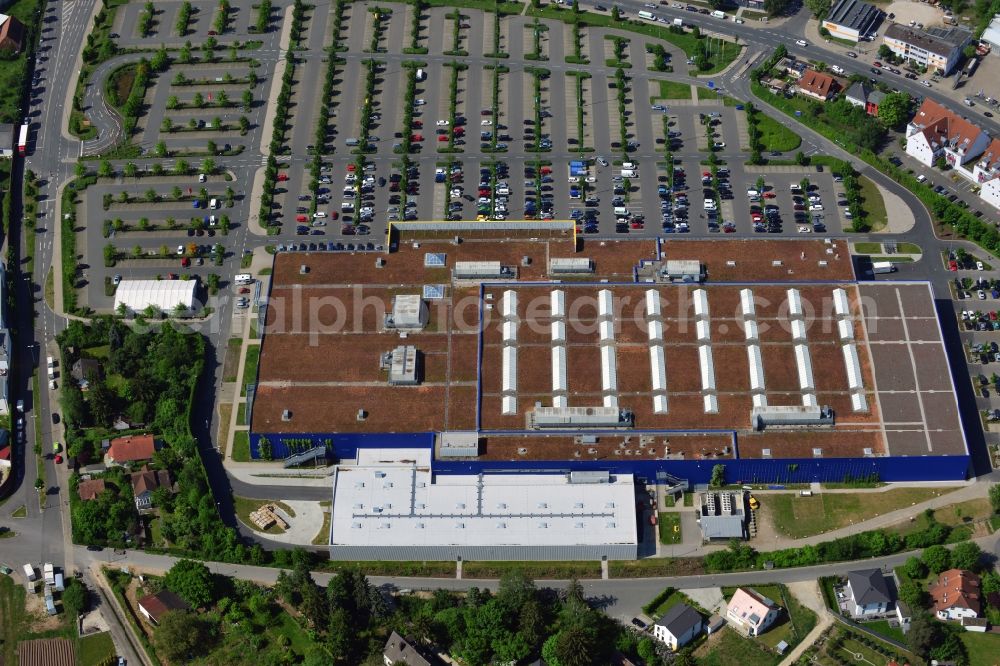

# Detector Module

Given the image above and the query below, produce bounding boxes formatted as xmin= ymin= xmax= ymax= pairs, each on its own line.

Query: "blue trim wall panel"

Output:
xmin=250 ymin=432 xmax=969 ymax=482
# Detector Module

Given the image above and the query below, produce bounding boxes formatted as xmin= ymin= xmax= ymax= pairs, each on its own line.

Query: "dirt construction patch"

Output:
xmin=883 ymin=1 xmax=948 ymax=28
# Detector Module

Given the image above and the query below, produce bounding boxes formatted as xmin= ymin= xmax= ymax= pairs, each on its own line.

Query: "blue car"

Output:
xmin=192 ymin=200 xmax=201 ymax=208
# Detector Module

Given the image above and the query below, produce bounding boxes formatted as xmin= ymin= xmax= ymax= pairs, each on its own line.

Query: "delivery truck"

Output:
xmin=872 ymin=261 xmax=896 ymax=274
xmin=22 ymin=564 xmax=35 ymax=581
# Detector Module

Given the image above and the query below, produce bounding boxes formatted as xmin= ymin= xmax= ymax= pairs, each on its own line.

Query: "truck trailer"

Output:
xmin=872 ymin=261 xmax=896 ymax=274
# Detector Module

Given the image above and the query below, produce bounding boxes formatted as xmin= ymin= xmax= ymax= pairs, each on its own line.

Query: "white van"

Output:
xmin=638 ymin=10 xmax=655 ymax=20
xmin=620 ymin=169 xmax=637 ymax=178
xmin=746 ymin=189 xmax=759 ymax=198
xmin=209 ymin=198 xmax=219 ymax=210
xmin=341 ymin=201 xmax=355 ymax=213
xmin=613 ymin=206 xmax=629 ymax=217
xmin=234 ymin=274 xmax=253 ymax=285
xmin=711 ymin=10 xmax=726 ymax=19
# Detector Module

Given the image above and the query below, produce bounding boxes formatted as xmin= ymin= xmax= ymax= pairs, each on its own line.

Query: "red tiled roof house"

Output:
xmin=106 ymin=434 xmax=156 ymax=465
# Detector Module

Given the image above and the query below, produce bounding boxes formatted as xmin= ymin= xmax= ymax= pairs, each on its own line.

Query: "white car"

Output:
xmin=597 ymin=157 xmax=609 ymax=167
xmin=450 ymin=188 xmax=463 ymax=197
xmin=916 ymin=174 xmax=927 ymax=183
xmin=921 ymin=80 xmax=932 ymax=88
xmin=795 ymin=39 xmax=808 ymax=47
xmin=481 ymin=119 xmax=492 ymax=126
xmin=809 ymin=204 xmax=824 ymax=211
xmin=977 ymin=261 xmax=985 ymax=271
xmin=414 ymin=99 xmax=426 ymax=106
xmin=436 ymin=119 xmax=450 ymax=126
xmin=830 ymin=65 xmax=844 ymax=75
xmin=979 ymin=290 xmax=987 ymax=300
xmin=313 ymin=211 xmax=327 ymax=218
xmin=714 ymin=142 xmax=726 ymax=149
xmin=176 ymin=245 xmax=185 ymax=255
xmin=798 ymin=226 xmax=812 ymax=233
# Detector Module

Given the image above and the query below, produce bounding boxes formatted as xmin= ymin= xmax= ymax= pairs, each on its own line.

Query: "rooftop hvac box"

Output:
xmin=502 ymin=320 xmax=518 ymax=344
xmin=552 ymin=345 xmax=568 ymax=393
xmin=598 ymin=290 xmax=614 ymax=318
xmin=653 ymin=393 xmax=668 ymax=414
xmin=501 ymin=290 xmax=518 ymax=319
xmin=752 ymin=405 xmax=824 ymax=423
xmin=696 ymin=319 xmax=711 ymax=342
xmin=454 ymin=261 xmax=508 ymax=279
xmin=850 ymin=391 xmax=868 ymax=412
xmin=786 ymin=288 xmax=804 ymax=319
xmin=662 ymin=260 xmax=704 ymax=283
xmin=389 ymin=295 xmax=428 ymax=330
xmin=502 ymin=395 xmax=518 ymax=415
xmin=502 ymin=346 xmax=517 ymax=393
xmin=438 ymin=431 xmax=481 ymax=457
xmin=551 ymin=320 xmax=567 ymax=343
xmin=570 ymin=470 xmax=610 ymax=484
xmin=549 ymin=257 xmax=594 ymax=274
xmin=532 ymin=406 xmax=622 ymax=427
xmin=387 ymin=346 xmax=420 ymax=385
xmin=744 ymin=319 xmax=759 ymax=341
xmin=837 ymin=318 xmax=854 ymax=341
xmin=551 ymin=290 xmax=566 ymax=318
xmin=647 ymin=319 xmax=664 ymax=341
xmin=791 ymin=318 xmax=807 ymax=342
xmin=698 ymin=345 xmax=716 ymax=391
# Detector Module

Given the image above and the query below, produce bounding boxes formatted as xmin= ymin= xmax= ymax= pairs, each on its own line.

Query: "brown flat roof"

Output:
xmin=253 ymin=242 xmax=965 ymax=461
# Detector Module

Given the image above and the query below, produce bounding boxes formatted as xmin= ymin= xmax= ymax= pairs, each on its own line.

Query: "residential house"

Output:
xmin=0 ymin=14 xmax=24 ymax=53
xmin=0 ymin=123 xmax=13 ymax=158
xmin=980 ymin=176 xmax=1000 ymax=211
xmin=845 ymin=569 xmax=893 ymax=617
xmin=77 ymin=479 xmax=107 ymax=501
xmin=844 ymin=82 xmax=885 ymax=117
xmin=71 ymin=358 xmax=102 ymax=388
xmin=882 ymin=23 xmax=971 ymax=75
xmin=905 ymin=98 xmax=990 ymax=171
xmin=895 ymin=599 xmax=912 ymax=633
xmin=971 ymin=138 xmax=1000 ymax=186
xmin=821 ymin=0 xmax=882 ymax=43
xmin=652 ymin=603 xmax=704 ymax=650
xmin=129 ymin=466 xmax=172 ymax=511
xmin=106 ymin=434 xmax=156 ymax=465
xmin=137 ymin=590 xmax=190 ymax=625
xmin=796 ymin=69 xmax=839 ymax=102
xmin=776 ymin=57 xmax=807 ymax=79
xmin=726 ymin=588 xmax=781 ymax=636
xmin=930 ymin=569 xmax=981 ymax=621
xmin=382 ymin=631 xmax=441 ymax=666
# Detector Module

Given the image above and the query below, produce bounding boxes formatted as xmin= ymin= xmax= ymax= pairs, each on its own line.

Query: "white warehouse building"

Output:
xmin=328 ymin=449 xmax=638 ymax=560
xmin=113 ymin=279 xmax=199 ymax=314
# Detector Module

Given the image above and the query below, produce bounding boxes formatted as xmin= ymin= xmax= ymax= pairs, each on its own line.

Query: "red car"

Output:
xmin=346 ymin=164 xmax=356 ymax=172
xmin=180 ymin=256 xmax=190 ymax=267
xmin=412 ymin=120 xmax=423 ymax=128
xmin=277 ymin=173 xmax=289 ymax=181
xmin=630 ymin=220 xmax=644 ymax=229
xmin=949 ymin=260 xmax=959 ymax=271
xmin=763 ymin=192 xmax=776 ymax=198
xmin=55 ymin=454 xmax=63 ymax=464
xmin=411 ymin=134 xmax=424 ymax=142
xmin=239 ymin=287 xmax=251 ymax=294
xmin=873 ymin=61 xmax=883 ymax=68
xmin=454 ymin=126 xmax=465 ymax=136
xmin=296 ymin=215 xmax=308 ymax=222
xmin=541 ymin=166 xmax=552 ymax=175
xmin=437 ymin=135 xmax=448 ymax=142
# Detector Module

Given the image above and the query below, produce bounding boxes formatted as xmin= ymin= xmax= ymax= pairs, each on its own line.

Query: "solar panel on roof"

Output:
xmin=423 ymin=285 xmax=445 ymax=299
xmin=424 ymin=253 xmax=446 ymax=267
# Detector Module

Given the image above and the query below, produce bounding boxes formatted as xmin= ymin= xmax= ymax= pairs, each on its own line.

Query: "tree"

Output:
xmin=989 ymin=483 xmax=1000 ymax=513
xmin=151 ymin=45 xmax=170 ymax=72
xmin=62 ymin=579 xmax=88 ymax=616
xmin=201 ymin=158 xmax=216 ymax=175
xmin=877 ymin=92 xmax=912 ymax=129
xmin=710 ymin=464 xmax=726 ymax=487
xmin=193 ymin=92 xmax=205 ymax=108
xmin=216 ymin=90 xmax=229 ymax=107
xmin=803 ymin=0 xmax=831 ymax=17
xmin=611 ymin=5 xmax=620 ymax=21
xmin=166 ymin=95 xmax=179 ymax=110
xmin=239 ymin=116 xmax=250 ymax=134
xmin=950 ymin=541 xmax=982 ymax=571
xmin=922 ymin=544 xmax=951 ymax=574
xmin=98 ymin=160 xmax=113 ymax=178
xmin=161 ymin=117 xmax=173 ymax=133
xmin=154 ymin=141 xmax=168 ymax=157
xmin=242 ymin=89 xmax=253 ymax=112
xmin=906 ymin=613 xmax=938 ymax=658
xmin=164 ymin=559 xmax=214 ymax=608
xmin=904 ymin=556 xmax=928 ymax=580
xmin=153 ymin=611 xmax=214 ymax=662
xmin=878 ymin=44 xmax=893 ymax=59
xmin=75 ymin=162 xmax=87 ymax=178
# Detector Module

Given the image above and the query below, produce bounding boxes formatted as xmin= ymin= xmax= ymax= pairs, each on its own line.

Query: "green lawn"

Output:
xmin=232 ymin=431 xmax=250 ymax=462
xmin=0 ymin=0 xmax=40 ymax=124
xmin=858 ymin=175 xmax=888 ymax=232
xmin=765 ymin=487 xmax=957 ymax=538
xmin=241 ymin=345 xmax=260 ymax=397
xmin=223 ymin=337 xmax=242 ymax=382
xmin=862 ymin=619 xmax=906 ymax=643
xmin=697 ymin=86 xmax=719 ymax=100
xmin=11 ymin=505 xmax=26 ymax=518
xmin=0 ymin=575 xmax=28 ymax=666
xmin=853 ymin=242 xmax=882 ymax=254
xmin=237 ymin=402 xmax=247 ymax=426
xmin=79 ymin=632 xmax=116 ymax=666
xmin=654 ymin=79 xmax=692 ymax=100
xmin=647 ymin=589 xmax=689 ymax=619
xmin=961 ymin=631 xmax=1000 ymax=666
xmin=898 ymin=242 xmax=922 ymax=254
xmin=756 ymin=114 xmax=801 ymax=152
xmin=696 ymin=627 xmax=779 ymax=666
xmin=658 ymin=512 xmax=682 ymax=544
xmin=463 ymin=560 xmax=602 ymax=579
